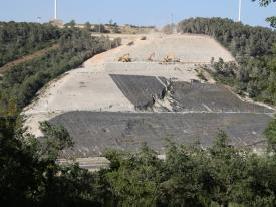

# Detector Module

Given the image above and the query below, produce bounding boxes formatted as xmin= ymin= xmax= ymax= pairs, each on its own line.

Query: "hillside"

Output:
xmin=1 ymin=17 xmax=276 ymax=206
xmin=22 ymin=32 xmax=275 ymax=158
xmin=0 ymin=43 xmax=59 ymax=76
xmin=0 ymin=24 xmax=120 ymax=116
xmin=178 ymin=17 xmax=276 ymax=105
xmin=0 ymin=22 xmax=61 ymax=67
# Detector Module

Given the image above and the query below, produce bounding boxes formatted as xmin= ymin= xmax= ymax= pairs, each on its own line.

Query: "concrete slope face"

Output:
xmin=23 ymin=33 xmax=274 ymax=158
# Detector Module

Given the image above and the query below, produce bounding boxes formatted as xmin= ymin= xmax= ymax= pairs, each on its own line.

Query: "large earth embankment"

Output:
xmin=23 ymin=33 xmax=275 ymax=161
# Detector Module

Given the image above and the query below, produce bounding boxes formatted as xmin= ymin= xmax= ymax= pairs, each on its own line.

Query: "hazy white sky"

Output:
xmin=0 ymin=0 xmax=275 ymax=27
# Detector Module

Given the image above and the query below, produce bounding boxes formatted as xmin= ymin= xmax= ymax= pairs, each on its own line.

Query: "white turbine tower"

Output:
xmin=238 ymin=0 xmax=242 ymax=22
xmin=54 ymin=0 xmax=57 ymax=20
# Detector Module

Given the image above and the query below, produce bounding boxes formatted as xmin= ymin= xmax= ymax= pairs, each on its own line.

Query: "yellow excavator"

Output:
xmin=118 ymin=53 xmax=131 ymax=62
xmin=162 ymin=53 xmax=180 ymax=63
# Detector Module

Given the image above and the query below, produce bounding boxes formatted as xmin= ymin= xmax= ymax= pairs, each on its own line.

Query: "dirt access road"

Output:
xmin=0 ymin=44 xmax=59 ymax=76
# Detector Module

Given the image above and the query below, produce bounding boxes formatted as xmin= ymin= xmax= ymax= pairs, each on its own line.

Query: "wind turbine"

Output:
xmin=238 ymin=0 xmax=242 ymax=22
xmin=54 ymin=0 xmax=57 ymax=20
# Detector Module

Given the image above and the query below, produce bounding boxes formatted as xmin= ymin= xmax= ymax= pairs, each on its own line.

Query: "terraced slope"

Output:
xmin=23 ymin=33 xmax=274 ymax=158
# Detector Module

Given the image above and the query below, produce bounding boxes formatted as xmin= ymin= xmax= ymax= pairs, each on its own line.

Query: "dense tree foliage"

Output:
xmin=1 ymin=118 xmax=276 ymax=206
xmin=0 ymin=118 xmax=104 ymax=206
xmin=64 ymin=20 xmax=76 ymax=28
xmin=178 ymin=17 xmax=276 ymax=105
xmin=104 ymin=133 xmax=276 ymax=206
xmin=254 ymin=0 xmax=276 ymax=6
xmin=265 ymin=118 xmax=276 ymax=152
xmin=0 ymin=22 xmax=61 ymax=67
xmin=0 ymin=24 xmax=121 ymax=115
xmin=253 ymin=0 xmax=276 ymax=28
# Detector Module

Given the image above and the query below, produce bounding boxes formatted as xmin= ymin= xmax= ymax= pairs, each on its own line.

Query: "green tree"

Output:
xmin=265 ymin=117 xmax=276 ymax=152
xmin=0 ymin=22 xmax=61 ymax=67
xmin=253 ymin=0 xmax=276 ymax=27
xmin=85 ymin=21 xmax=91 ymax=31
xmin=0 ymin=120 xmax=104 ymax=206
xmin=66 ymin=20 xmax=76 ymax=28
xmin=104 ymin=145 xmax=162 ymax=206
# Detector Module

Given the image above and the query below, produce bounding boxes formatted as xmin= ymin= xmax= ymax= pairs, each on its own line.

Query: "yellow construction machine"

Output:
xmin=118 ymin=53 xmax=131 ymax=62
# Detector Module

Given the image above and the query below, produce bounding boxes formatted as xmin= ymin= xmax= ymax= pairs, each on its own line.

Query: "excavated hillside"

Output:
xmin=23 ymin=33 xmax=275 ymax=159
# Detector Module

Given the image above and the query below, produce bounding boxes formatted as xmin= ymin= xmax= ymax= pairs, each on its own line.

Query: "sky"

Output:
xmin=0 ymin=0 xmax=275 ymax=28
